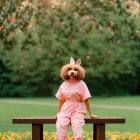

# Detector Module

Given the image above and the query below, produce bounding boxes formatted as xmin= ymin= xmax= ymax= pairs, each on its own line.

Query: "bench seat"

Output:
xmin=12 ymin=117 xmax=125 ymax=140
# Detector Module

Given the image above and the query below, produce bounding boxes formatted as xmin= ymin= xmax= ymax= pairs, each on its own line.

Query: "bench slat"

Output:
xmin=12 ymin=117 xmax=125 ymax=124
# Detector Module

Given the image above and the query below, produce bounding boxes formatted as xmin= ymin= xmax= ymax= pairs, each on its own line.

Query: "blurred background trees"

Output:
xmin=0 ymin=0 xmax=140 ymax=97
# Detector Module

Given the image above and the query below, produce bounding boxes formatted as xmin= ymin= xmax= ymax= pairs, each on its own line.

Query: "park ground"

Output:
xmin=0 ymin=96 xmax=140 ymax=134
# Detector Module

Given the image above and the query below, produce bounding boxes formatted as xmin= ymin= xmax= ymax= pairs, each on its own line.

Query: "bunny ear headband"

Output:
xmin=70 ymin=57 xmax=81 ymax=66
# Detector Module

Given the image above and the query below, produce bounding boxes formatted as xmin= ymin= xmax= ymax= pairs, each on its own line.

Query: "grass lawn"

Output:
xmin=0 ymin=96 xmax=140 ymax=133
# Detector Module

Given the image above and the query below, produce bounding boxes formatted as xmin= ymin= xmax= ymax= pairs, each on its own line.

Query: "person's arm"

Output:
xmin=84 ymin=99 xmax=99 ymax=118
xmin=53 ymin=100 xmax=65 ymax=118
xmin=57 ymin=100 xmax=65 ymax=113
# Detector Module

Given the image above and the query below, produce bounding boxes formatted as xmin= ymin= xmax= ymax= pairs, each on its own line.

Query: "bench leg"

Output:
xmin=93 ymin=124 xmax=105 ymax=140
xmin=32 ymin=124 xmax=43 ymax=140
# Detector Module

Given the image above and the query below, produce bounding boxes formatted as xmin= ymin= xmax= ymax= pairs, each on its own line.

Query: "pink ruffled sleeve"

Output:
xmin=55 ymin=83 xmax=64 ymax=101
xmin=81 ymin=82 xmax=92 ymax=101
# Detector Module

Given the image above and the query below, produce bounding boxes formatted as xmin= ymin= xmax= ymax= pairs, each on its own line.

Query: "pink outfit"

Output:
xmin=55 ymin=80 xmax=91 ymax=140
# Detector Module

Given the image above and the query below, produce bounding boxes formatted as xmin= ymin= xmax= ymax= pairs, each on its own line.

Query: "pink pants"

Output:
xmin=56 ymin=112 xmax=85 ymax=140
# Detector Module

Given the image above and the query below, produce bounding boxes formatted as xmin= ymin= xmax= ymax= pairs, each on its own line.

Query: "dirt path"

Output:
xmin=0 ymin=99 xmax=140 ymax=111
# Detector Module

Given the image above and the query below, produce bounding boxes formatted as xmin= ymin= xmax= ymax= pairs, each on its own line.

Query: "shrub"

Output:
xmin=0 ymin=0 xmax=140 ymax=97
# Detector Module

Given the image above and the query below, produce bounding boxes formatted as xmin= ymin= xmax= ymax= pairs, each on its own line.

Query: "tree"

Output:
xmin=0 ymin=0 xmax=140 ymax=97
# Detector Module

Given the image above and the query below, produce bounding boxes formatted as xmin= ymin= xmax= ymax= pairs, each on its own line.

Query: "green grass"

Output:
xmin=0 ymin=96 xmax=140 ymax=133
xmin=2 ymin=95 xmax=140 ymax=106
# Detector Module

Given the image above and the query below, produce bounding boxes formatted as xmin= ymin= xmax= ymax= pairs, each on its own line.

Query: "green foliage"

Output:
xmin=0 ymin=0 xmax=140 ymax=97
xmin=0 ymin=46 xmax=36 ymax=97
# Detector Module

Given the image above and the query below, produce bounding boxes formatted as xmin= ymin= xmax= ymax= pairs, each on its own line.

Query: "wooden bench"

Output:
xmin=12 ymin=117 xmax=125 ymax=140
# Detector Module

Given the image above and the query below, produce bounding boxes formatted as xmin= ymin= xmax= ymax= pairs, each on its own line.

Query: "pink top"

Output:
xmin=55 ymin=80 xmax=92 ymax=114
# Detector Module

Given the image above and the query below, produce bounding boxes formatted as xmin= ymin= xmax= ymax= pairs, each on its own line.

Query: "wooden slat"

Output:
xmin=12 ymin=117 xmax=125 ymax=124
xmin=85 ymin=117 xmax=125 ymax=124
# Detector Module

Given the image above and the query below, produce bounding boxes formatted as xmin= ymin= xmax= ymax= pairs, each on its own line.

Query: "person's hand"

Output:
xmin=52 ymin=115 xmax=57 ymax=119
xmin=90 ymin=114 xmax=99 ymax=118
